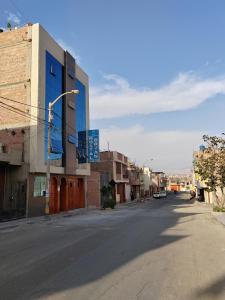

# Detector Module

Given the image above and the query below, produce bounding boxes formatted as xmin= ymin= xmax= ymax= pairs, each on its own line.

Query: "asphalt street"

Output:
xmin=1 ymin=193 xmax=225 ymax=300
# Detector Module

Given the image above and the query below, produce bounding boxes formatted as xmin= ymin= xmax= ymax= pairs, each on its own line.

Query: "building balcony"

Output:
xmin=130 ymin=179 xmax=141 ymax=186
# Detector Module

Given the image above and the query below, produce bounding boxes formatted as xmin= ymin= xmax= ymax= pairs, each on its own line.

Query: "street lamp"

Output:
xmin=45 ymin=89 xmax=79 ymax=214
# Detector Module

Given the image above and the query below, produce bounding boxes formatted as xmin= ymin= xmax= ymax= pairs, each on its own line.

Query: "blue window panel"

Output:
xmin=76 ymin=79 xmax=86 ymax=141
xmin=51 ymin=138 xmax=63 ymax=154
xmin=45 ymin=51 xmax=63 ymax=162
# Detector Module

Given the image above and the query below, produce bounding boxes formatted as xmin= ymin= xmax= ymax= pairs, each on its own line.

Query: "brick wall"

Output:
xmin=91 ymin=160 xmax=113 ymax=176
xmin=0 ymin=26 xmax=31 ymax=128
xmin=87 ymin=171 xmax=100 ymax=208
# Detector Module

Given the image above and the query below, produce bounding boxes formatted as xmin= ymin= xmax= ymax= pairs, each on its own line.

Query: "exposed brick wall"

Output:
xmin=91 ymin=160 xmax=113 ymax=176
xmin=0 ymin=127 xmax=26 ymax=151
xmin=87 ymin=171 xmax=100 ymax=208
xmin=0 ymin=26 xmax=31 ymax=127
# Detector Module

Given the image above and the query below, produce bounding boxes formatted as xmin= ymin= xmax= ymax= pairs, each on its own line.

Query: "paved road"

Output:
xmin=1 ymin=193 xmax=225 ymax=300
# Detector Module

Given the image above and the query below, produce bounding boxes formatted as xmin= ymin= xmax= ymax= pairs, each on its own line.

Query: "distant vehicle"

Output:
xmin=159 ymin=191 xmax=167 ymax=197
xmin=153 ymin=192 xmax=161 ymax=198
xmin=153 ymin=191 xmax=167 ymax=198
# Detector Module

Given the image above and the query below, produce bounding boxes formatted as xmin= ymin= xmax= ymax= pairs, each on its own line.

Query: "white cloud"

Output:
xmin=56 ymin=38 xmax=80 ymax=64
xmin=100 ymin=125 xmax=203 ymax=174
xmin=4 ymin=11 xmax=21 ymax=25
xmin=90 ymin=72 xmax=225 ymax=119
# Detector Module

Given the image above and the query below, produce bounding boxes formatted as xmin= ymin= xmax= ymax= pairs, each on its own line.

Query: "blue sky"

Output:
xmin=1 ymin=0 xmax=225 ymax=173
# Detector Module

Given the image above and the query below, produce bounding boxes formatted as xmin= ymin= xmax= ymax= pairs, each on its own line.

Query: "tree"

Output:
xmin=195 ymin=134 xmax=225 ymax=209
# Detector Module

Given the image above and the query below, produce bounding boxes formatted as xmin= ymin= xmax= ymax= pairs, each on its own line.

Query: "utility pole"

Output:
xmin=45 ymin=90 xmax=79 ymax=215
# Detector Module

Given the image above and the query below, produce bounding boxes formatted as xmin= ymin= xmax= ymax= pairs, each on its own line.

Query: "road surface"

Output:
xmin=1 ymin=193 xmax=225 ymax=300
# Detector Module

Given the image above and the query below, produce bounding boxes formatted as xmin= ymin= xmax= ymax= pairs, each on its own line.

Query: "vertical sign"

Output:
xmin=88 ymin=130 xmax=99 ymax=162
xmin=78 ymin=131 xmax=87 ymax=163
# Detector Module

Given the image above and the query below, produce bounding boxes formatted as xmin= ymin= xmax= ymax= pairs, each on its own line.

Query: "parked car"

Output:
xmin=153 ymin=192 xmax=161 ymax=198
xmin=153 ymin=191 xmax=167 ymax=198
xmin=159 ymin=191 xmax=167 ymax=197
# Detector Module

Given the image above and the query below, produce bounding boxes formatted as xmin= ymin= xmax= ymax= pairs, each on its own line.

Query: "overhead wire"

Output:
xmin=0 ymin=95 xmax=78 ymax=140
xmin=0 ymin=95 xmax=46 ymax=111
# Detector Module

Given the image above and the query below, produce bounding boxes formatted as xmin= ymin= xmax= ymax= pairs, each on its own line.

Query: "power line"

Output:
xmin=0 ymin=101 xmax=47 ymax=127
xmin=8 ymin=0 xmax=30 ymax=25
xmin=0 ymin=96 xmax=46 ymax=111
xmin=0 ymin=95 xmax=78 ymax=139
xmin=0 ymin=102 xmax=67 ymax=143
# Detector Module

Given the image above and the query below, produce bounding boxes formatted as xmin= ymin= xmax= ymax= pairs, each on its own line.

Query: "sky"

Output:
xmin=1 ymin=0 xmax=225 ymax=174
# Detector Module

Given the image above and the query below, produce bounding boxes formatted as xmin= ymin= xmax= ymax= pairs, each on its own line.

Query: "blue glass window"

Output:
xmin=76 ymin=79 xmax=87 ymax=162
xmin=76 ymin=79 xmax=86 ymax=134
xmin=45 ymin=51 xmax=63 ymax=163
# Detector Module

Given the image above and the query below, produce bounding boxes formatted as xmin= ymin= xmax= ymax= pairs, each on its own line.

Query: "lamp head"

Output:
xmin=71 ymin=89 xmax=79 ymax=94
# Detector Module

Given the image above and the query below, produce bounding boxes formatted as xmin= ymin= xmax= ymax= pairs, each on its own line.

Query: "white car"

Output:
xmin=153 ymin=191 xmax=167 ymax=198
xmin=159 ymin=191 xmax=167 ymax=198
xmin=153 ymin=192 xmax=161 ymax=198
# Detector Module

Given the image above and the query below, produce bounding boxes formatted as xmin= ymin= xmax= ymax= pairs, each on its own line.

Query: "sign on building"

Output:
xmin=77 ymin=130 xmax=99 ymax=163
xmin=88 ymin=129 xmax=99 ymax=162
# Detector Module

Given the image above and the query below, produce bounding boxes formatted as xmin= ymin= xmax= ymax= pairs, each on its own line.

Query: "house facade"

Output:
xmin=91 ymin=151 xmax=129 ymax=204
xmin=140 ymin=167 xmax=153 ymax=197
xmin=152 ymin=172 xmax=167 ymax=193
xmin=0 ymin=23 xmax=90 ymax=218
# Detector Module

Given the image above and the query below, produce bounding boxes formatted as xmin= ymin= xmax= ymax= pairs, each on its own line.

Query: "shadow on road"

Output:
xmin=196 ymin=273 xmax=225 ymax=298
xmin=1 ymin=192 xmax=201 ymax=299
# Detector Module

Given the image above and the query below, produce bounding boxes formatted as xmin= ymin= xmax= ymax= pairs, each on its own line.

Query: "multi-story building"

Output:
xmin=91 ymin=151 xmax=129 ymax=204
xmin=0 ymin=23 xmax=90 ymax=218
xmin=193 ymin=148 xmax=212 ymax=203
xmin=152 ymin=171 xmax=167 ymax=193
xmin=140 ymin=167 xmax=153 ymax=197
xmin=127 ymin=162 xmax=141 ymax=200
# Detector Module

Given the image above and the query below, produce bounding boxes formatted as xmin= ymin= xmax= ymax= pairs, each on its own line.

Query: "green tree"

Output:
xmin=195 ymin=134 xmax=225 ymax=209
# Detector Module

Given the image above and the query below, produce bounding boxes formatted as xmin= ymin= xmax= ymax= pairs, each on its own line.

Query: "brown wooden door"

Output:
xmin=78 ymin=179 xmax=85 ymax=208
xmin=60 ymin=178 xmax=67 ymax=211
xmin=0 ymin=167 xmax=5 ymax=211
xmin=117 ymin=183 xmax=125 ymax=203
xmin=50 ymin=177 xmax=58 ymax=214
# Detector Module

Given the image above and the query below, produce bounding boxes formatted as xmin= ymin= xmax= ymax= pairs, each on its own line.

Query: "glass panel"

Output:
xmin=45 ymin=51 xmax=63 ymax=166
xmin=33 ymin=176 xmax=46 ymax=197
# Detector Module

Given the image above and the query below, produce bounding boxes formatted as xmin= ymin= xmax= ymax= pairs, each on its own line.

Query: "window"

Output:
xmin=116 ymin=162 xmax=121 ymax=174
xmin=45 ymin=51 xmax=63 ymax=164
xmin=33 ymin=176 xmax=46 ymax=197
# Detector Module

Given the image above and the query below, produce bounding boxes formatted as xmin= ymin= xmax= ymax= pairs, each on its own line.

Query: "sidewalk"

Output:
xmin=0 ymin=198 xmax=150 ymax=230
xmin=212 ymin=211 xmax=225 ymax=227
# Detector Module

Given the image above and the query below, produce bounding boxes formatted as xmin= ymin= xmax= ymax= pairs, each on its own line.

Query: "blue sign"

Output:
xmin=77 ymin=130 xmax=99 ymax=163
xmin=88 ymin=130 xmax=99 ymax=162
xmin=78 ymin=131 xmax=87 ymax=163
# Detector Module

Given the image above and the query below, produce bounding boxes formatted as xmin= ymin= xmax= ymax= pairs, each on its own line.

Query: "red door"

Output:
xmin=78 ymin=179 xmax=85 ymax=208
xmin=50 ymin=177 xmax=58 ymax=214
xmin=60 ymin=178 xmax=67 ymax=211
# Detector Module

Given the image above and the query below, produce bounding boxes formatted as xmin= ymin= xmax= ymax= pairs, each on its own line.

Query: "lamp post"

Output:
xmin=45 ymin=89 xmax=79 ymax=215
